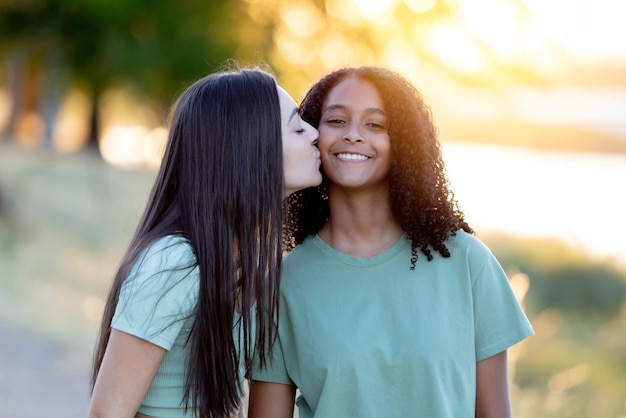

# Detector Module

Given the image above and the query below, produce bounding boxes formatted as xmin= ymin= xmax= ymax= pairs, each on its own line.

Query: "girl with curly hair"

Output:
xmin=88 ymin=67 xmax=321 ymax=418
xmin=248 ymin=66 xmax=533 ymax=418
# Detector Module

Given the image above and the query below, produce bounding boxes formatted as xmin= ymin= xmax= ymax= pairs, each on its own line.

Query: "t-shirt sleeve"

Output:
xmin=112 ymin=236 xmax=198 ymax=350
xmin=250 ymin=329 xmax=294 ymax=385
xmin=470 ymin=240 xmax=534 ymax=361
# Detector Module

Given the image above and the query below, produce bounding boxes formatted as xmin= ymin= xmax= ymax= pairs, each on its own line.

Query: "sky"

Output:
xmin=522 ymin=0 xmax=626 ymax=64
xmin=516 ymin=0 xmax=626 ymax=137
xmin=419 ymin=0 xmax=626 ymax=144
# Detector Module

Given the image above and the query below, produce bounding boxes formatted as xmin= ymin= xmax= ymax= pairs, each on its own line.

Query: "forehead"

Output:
xmin=324 ymin=75 xmax=384 ymax=109
xmin=277 ymin=86 xmax=297 ymax=109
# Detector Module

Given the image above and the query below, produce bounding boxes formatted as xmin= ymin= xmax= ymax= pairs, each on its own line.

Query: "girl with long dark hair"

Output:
xmin=89 ymin=67 xmax=321 ymax=418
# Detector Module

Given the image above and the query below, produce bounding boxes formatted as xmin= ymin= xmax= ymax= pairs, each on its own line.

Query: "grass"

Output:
xmin=1 ymin=141 xmax=625 ymax=417
xmin=0 ymin=141 xmax=155 ymax=367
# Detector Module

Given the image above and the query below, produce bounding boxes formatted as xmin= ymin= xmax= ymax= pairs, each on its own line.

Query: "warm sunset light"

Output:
xmin=14 ymin=111 xmax=44 ymax=148
xmin=425 ymin=23 xmax=486 ymax=72
xmin=266 ymin=0 xmax=626 ymax=91
xmin=404 ymin=0 xmax=436 ymax=14
xmin=2 ymin=2 xmax=626 ymax=417
xmin=457 ymin=0 xmax=525 ymax=61
xmin=382 ymin=37 xmax=421 ymax=76
xmin=281 ymin=4 xmax=323 ymax=38
xmin=100 ymin=125 xmax=166 ymax=169
xmin=353 ymin=0 xmax=396 ymax=16
xmin=521 ymin=0 xmax=626 ymax=63
xmin=52 ymin=88 xmax=90 ymax=153
xmin=0 ymin=88 xmax=10 ymax=133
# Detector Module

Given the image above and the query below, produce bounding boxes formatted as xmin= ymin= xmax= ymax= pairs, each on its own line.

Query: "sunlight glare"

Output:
xmin=100 ymin=87 xmax=161 ymax=130
xmin=142 ymin=127 xmax=168 ymax=169
xmin=99 ymin=124 xmax=166 ymax=169
xmin=404 ymin=0 xmax=435 ymax=14
xmin=353 ymin=0 xmax=396 ymax=16
xmin=281 ymin=4 xmax=324 ymax=38
xmin=326 ymin=0 xmax=365 ymax=28
xmin=326 ymin=0 xmax=397 ymax=26
xmin=244 ymin=0 xmax=275 ymax=25
xmin=458 ymin=0 xmax=523 ymax=61
xmin=424 ymin=23 xmax=485 ymax=72
xmin=320 ymin=35 xmax=363 ymax=69
xmin=52 ymin=88 xmax=90 ymax=153
xmin=382 ymin=37 xmax=421 ymax=77
xmin=275 ymin=26 xmax=319 ymax=69
xmin=509 ymin=273 xmax=530 ymax=303
xmin=521 ymin=0 xmax=626 ymax=63
xmin=100 ymin=125 xmax=148 ymax=168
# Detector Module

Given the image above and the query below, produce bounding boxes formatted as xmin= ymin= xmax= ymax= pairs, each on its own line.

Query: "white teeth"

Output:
xmin=336 ymin=153 xmax=368 ymax=161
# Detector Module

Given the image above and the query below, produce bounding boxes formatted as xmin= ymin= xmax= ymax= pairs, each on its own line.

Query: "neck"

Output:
xmin=319 ymin=183 xmax=403 ymax=257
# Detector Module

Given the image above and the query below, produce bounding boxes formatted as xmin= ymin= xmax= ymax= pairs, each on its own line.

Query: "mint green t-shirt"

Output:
xmin=252 ymin=231 xmax=533 ymax=418
xmin=112 ymin=235 xmax=250 ymax=418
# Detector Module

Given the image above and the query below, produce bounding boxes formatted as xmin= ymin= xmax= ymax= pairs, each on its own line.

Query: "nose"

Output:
xmin=343 ymin=126 xmax=364 ymax=143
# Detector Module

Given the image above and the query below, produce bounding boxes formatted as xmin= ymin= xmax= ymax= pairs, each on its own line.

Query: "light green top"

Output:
xmin=253 ymin=231 xmax=533 ymax=418
xmin=113 ymin=235 xmax=249 ymax=417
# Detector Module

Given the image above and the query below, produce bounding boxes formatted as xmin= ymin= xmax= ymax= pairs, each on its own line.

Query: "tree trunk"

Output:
xmin=40 ymin=53 xmax=65 ymax=149
xmin=1 ymin=50 xmax=26 ymax=141
xmin=84 ymin=88 xmax=102 ymax=157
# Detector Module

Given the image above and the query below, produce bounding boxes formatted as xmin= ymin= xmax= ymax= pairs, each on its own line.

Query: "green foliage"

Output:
xmin=528 ymin=265 xmax=626 ymax=315
xmin=0 ymin=0 xmax=244 ymax=102
xmin=481 ymin=235 xmax=626 ymax=416
xmin=511 ymin=308 xmax=626 ymax=417
xmin=484 ymin=234 xmax=626 ymax=317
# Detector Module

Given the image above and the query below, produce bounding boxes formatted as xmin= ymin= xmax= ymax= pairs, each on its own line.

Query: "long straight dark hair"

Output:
xmin=91 ymin=67 xmax=283 ymax=417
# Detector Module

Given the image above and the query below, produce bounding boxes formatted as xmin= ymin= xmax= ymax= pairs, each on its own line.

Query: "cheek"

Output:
xmin=283 ymin=137 xmax=307 ymax=169
xmin=282 ymin=144 xmax=295 ymax=167
xmin=316 ymin=130 xmax=333 ymax=153
xmin=285 ymin=135 xmax=301 ymax=152
xmin=377 ymin=134 xmax=392 ymax=154
xmin=282 ymin=138 xmax=293 ymax=165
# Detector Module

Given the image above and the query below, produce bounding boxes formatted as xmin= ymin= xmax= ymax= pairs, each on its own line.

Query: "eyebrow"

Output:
xmin=323 ymin=104 xmax=386 ymax=116
xmin=289 ymin=108 xmax=299 ymax=122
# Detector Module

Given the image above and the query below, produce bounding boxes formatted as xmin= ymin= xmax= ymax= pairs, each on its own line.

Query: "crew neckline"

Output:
xmin=307 ymin=233 xmax=407 ymax=268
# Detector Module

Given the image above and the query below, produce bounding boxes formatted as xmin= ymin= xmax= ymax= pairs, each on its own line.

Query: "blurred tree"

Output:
xmin=233 ymin=0 xmax=548 ymax=100
xmin=0 ymin=0 xmax=246 ymax=153
xmin=1 ymin=0 xmax=551 ymax=154
xmin=0 ymin=0 xmax=55 ymax=145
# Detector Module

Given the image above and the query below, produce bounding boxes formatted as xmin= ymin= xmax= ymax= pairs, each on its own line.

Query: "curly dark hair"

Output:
xmin=284 ymin=66 xmax=473 ymax=268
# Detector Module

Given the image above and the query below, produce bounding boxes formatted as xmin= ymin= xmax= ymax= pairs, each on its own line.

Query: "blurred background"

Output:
xmin=0 ymin=0 xmax=625 ymax=417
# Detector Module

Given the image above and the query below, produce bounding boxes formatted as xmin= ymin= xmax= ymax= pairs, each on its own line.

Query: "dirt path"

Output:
xmin=0 ymin=323 xmax=91 ymax=418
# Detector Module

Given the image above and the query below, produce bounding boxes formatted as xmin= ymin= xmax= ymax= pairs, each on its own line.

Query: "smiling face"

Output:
xmin=278 ymin=86 xmax=322 ymax=197
xmin=317 ymin=75 xmax=391 ymax=190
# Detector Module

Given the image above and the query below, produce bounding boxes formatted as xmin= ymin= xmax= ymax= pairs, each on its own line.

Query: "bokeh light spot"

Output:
xmin=404 ymin=0 xmax=436 ymax=14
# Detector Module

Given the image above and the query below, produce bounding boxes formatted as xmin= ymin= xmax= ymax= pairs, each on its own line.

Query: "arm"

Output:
xmin=89 ymin=329 xmax=166 ymax=418
xmin=475 ymin=350 xmax=511 ymax=418
xmin=248 ymin=380 xmax=296 ymax=418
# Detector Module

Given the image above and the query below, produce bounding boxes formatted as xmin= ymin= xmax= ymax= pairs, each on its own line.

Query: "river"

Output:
xmin=442 ymin=142 xmax=626 ymax=264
